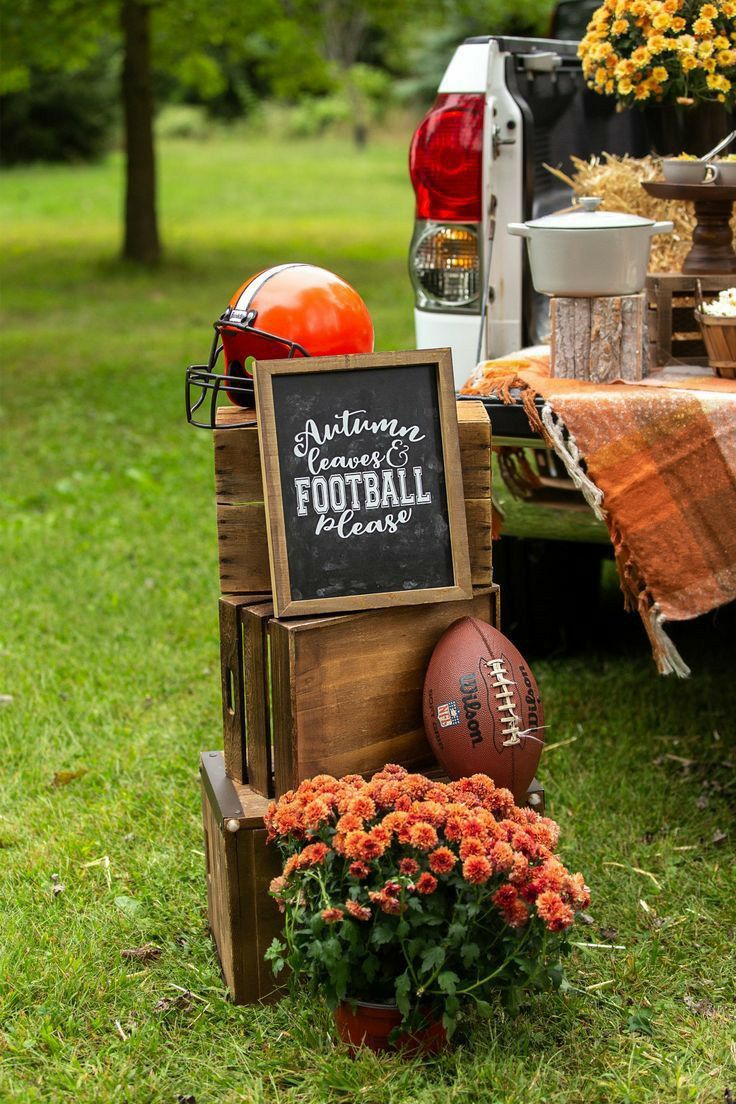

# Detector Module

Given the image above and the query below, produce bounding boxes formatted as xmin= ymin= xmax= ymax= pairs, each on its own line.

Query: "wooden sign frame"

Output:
xmin=254 ymin=348 xmax=472 ymax=617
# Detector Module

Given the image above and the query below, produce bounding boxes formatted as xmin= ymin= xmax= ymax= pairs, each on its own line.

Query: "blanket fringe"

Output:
xmin=539 ymin=403 xmax=606 ymax=522
xmin=648 ymin=604 xmax=692 ymax=678
xmin=614 ymin=524 xmax=691 ymax=678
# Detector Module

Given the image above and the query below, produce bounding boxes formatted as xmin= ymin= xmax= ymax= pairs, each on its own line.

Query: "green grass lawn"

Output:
xmin=1 ymin=132 xmax=734 ymax=1104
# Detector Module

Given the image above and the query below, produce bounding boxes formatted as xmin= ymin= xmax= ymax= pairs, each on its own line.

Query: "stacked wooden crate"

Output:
xmin=202 ymin=400 xmax=505 ymax=1003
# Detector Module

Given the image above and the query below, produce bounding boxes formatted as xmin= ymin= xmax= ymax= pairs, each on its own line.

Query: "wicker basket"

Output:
xmin=695 ymin=281 xmax=736 ymax=378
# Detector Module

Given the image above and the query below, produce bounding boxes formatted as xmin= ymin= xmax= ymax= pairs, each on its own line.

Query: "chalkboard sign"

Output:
xmin=254 ymin=349 xmax=472 ymax=617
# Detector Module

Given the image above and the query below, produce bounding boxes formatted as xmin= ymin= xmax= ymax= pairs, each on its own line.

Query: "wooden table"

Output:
xmin=642 ymin=180 xmax=736 ymax=275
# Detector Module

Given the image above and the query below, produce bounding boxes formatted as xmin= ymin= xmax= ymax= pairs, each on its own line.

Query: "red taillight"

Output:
xmin=409 ymin=94 xmax=484 ymax=222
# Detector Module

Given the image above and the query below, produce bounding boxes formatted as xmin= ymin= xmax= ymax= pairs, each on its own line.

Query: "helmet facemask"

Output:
xmin=185 ymin=307 xmax=310 ymax=429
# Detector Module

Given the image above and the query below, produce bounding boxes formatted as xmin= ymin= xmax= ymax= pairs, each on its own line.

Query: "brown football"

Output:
xmin=422 ymin=617 xmax=545 ymax=801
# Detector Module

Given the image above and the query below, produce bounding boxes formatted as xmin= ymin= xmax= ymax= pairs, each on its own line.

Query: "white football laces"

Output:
xmin=484 ymin=657 xmax=548 ymax=748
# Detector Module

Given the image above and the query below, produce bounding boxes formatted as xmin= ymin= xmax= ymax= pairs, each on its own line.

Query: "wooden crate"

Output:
xmin=646 ymin=274 xmax=733 ymax=369
xmin=200 ymin=749 xmax=284 ymax=1005
xmin=223 ymin=587 xmax=500 ymax=795
xmin=213 ymin=400 xmax=492 ymax=595
xmin=268 ymin=586 xmax=499 ymax=796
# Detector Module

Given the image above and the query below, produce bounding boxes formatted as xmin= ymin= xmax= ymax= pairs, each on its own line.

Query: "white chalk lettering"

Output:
xmin=295 ymin=477 xmax=310 ymax=516
xmin=414 ymin=466 xmax=431 ymax=505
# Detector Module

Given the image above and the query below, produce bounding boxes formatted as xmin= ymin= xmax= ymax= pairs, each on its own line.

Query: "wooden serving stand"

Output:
xmin=642 ymin=180 xmax=736 ymax=275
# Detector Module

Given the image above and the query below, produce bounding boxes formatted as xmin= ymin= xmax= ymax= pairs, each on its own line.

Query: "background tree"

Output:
xmin=1 ymin=0 xmax=278 ymax=265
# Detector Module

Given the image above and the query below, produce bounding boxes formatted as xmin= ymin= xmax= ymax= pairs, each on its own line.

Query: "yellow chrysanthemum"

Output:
xmin=698 ymin=39 xmax=714 ymax=56
xmin=663 ymin=0 xmax=679 ymax=12
xmin=681 ymin=52 xmax=699 ymax=69
xmin=618 ymin=77 xmax=634 ymax=93
xmin=671 ymin=16 xmax=687 ymax=30
xmin=612 ymin=17 xmax=628 ymax=32
xmin=649 ymin=34 xmax=669 ymax=51
xmin=676 ymin=34 xmax=697 ymax=50
xmin=652 ymin=11 xmax=671 ymax=28
xmin=692 ymin=16 xmax=714 ymax=34
xmin=699 ymin=3 xmax=717 ymax=17
xmin=634 ymin=83 xmax=651 ymax=98
xmin=707 ymin=72 xmax=731 ymax=89
xmin=717 ymin=49 xmax=735 ymax=65
xmin=652 ymin=65 xmax=669 ymax=80
xmin=704 ymin=56 xmax=717 ymax=70
xmin=632 ymin=45 xmax=652 ymax=65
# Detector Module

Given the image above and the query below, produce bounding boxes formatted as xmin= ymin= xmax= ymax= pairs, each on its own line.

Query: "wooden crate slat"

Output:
xmin=219 ymin=594 xmax=270 ymax=783
xmin=216 ymin=503 xmax=272 ymax=593
xmin=201 ymin=752 xmax=284 ymax=1005
xmin=242 ymin=601 xmax=275 ymax=797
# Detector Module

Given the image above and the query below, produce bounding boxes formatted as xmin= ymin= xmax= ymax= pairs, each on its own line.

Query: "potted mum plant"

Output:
xmin=265 ymin=765 xmax=590 ymax=1053
xmin=579 ymin=0 xmax=736 ymax=155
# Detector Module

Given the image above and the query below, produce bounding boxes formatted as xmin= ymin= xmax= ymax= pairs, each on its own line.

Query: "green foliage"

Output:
xmin=283 ymin=95 xmax=352 ymax=139
xmin=154 ymin=104 xmax=213 ymax=141
xmin=0 ymin=58 xmax=118 ymax=165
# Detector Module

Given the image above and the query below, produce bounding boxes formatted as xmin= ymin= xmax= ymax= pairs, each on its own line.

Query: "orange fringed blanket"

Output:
xmin=462 ymin=350 xmax=736 ymax=676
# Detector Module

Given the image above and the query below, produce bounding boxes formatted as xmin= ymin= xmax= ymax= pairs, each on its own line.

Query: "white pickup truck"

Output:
xmin=407 ymin=33 xmax=648 ymax=644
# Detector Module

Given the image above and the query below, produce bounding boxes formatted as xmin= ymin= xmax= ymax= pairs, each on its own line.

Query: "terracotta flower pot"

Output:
xmin=334 ymin=1001 xmax=447 ymax=1056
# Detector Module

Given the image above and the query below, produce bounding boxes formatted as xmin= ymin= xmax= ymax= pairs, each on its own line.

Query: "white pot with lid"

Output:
xmin=507 ymin=197 xmax=673 ymax=297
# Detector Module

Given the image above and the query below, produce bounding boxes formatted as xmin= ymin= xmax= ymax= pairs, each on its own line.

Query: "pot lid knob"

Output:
xmin=577 ymin=196 xmax=603 ymax=212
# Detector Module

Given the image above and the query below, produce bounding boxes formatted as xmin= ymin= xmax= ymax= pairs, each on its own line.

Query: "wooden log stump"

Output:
xmin=551 ymin=293 xmax=647 ymax=381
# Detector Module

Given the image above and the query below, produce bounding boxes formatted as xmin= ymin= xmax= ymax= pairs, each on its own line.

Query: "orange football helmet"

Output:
xmin=186 ymin=263 xmax=374 ymax=428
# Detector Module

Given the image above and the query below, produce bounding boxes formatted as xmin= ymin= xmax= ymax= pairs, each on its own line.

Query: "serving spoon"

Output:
xmin=701 ymin=129 xmax=736 ymax=162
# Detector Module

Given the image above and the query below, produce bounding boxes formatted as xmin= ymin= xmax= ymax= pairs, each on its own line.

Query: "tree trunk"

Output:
xmin=121 ymin=0 xmax=160 ymax=264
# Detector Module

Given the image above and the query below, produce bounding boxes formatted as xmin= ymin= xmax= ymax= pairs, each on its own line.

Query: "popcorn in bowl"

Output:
xmin=701 ymin=288 xmax=736 ymax=317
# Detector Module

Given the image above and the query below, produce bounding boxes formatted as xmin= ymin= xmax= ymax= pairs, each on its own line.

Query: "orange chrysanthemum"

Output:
xmin=409 ymin=821 xmax=438 ymax=851
xmin=564 ymin=872 xmax=591 ymax=911
xmin=459 ymin=836 xmax=487 ymax=860
xmin=429 ymin=847 xmax=457 ymax=874
xmin=463 ymin=855 xmax=493 ymax=884
xmin=345 ymin=899 xmax=372 ymax=921
xmin=536 ymin=891 xmax=575 ymax=932
xmin=343 ymin=830 xmax=370 ymax=859
xmin=348 ymin=795 xmax=376 ymax=819
xmin=489 ymin=841 xmax=515 ymax=873
xmin=321 ymin=907 xmax=344 ymax=923
xmin=415 ymin=872 xmax=438 ymax=894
